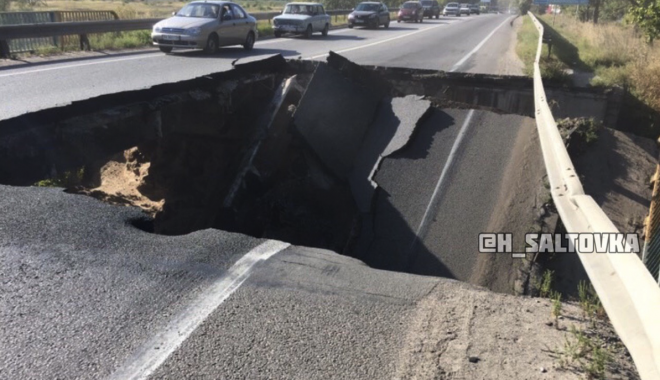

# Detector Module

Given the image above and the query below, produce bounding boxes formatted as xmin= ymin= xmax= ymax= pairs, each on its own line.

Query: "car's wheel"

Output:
xmin=159 ymin=46 xmax=173 ymax=53
xmin=384 ymin=17 xmax=390 ymax=28
xmin=322 ymin=23 xmax=329 ymax=36
xmin=303 ymin=24 xmax=312 ymax=39
xmin=274 ymin=31 xmax=282 ymax=38
xmin=204 ymin=33 xmax=219 ymax=54
xmin=243 ymin=31 xmax=255 ymax=50
xmin=348 ymin=23 xmax=353 ymax=28
xmin=419 ymin=15 xmax=423 ymax=22
xmin=397 ymin=18 xmax=401 ymax=23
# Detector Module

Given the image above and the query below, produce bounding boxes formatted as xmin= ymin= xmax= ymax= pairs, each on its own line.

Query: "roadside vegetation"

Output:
xmin=533 ymin=270 xmax=625 ymax=379
xmin=1 ymin=0 xmax=360 ymax=54
xmin=516 ymin=1 xmax=660 ymax=136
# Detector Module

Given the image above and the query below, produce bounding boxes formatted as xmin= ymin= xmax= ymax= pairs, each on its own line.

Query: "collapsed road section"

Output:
xmin=0 ymin=52 xmax=548 ymax=291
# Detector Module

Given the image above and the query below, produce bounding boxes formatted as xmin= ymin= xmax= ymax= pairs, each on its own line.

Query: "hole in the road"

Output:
xmin=0 ymin=53 xmax=545 ymax=278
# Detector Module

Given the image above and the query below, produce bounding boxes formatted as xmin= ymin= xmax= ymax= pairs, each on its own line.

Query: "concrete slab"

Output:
xmin=293 ymin=63 xmax=381 ymax=179
xmin=349 ymin=95 xmax=431 ymax=213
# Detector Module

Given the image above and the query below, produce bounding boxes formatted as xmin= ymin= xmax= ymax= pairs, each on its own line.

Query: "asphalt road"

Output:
xmin=355 ymin=108 xmax=535 ymax=282
xmin=0 ymin=13 xmax=514 ymax=120
xmin=0 ymin=12 xmax=540 ymax=379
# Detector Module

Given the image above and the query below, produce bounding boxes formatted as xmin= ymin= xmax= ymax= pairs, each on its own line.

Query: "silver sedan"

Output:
xmin=152 ymin=1 xmax=258 ymax=54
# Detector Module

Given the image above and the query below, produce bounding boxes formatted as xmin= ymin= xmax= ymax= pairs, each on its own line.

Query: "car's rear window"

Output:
xmin=421 ymin=1 xmax=434 ymax=5
xmin=402 ymin=2 xmax=419 ymax=8
xmin=356 ymin=3 xmax=380 ymax=11
xmin=284 ymin=4 xmax=317 ymax=15
xmin=446 ymin=3 xmax=459 ymax=7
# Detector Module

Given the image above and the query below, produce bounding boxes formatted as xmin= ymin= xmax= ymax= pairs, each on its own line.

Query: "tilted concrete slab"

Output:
xmin=293 ymin=63 xmax=381 ymax=180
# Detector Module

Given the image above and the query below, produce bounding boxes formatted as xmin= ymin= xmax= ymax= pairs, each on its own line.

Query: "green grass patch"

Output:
xmin=257 ymin=21 xmax=273 ymax=37
xmin=89 ymin=30 xmax=152 ymax=50
xmin=516 ymin=15 xmax=570 ymax=83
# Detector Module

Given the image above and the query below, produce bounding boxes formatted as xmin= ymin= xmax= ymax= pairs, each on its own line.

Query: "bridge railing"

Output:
xmin=0 ymin=9 xmax=353 ymax=57
xmin=529 ymin=12 xmax=660 ymax=380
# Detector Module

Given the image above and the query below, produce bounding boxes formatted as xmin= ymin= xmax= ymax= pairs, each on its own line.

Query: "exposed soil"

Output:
xmin=395 ymin=281 xmax=639 ymax=380
xmin=78 ymin=147 xmax=163 ymax=215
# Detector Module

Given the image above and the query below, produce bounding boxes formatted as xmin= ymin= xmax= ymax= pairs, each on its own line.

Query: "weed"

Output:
xmin=577 ymin=280 xmax=605 ymax=327
xmin=539 ymin=269 xmax=554 ymax=298
xmin=558 ymin=325 xmax=612 ymax=379
xmin=551 ymin=290 xmax=562 ymax=327
xmin=34 ymin=167 xmax=85 ymax=188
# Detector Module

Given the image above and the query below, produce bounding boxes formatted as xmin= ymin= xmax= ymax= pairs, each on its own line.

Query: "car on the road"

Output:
xmin=152 ymin=1 xmax=257 ymax=54
xmin=469 ymin=4 xmax=480 ymax=14
xmin=421 ymin=0 xmax=440 ymax=19
xmin=442 ymin=2 xmax=461 ymax=16
xmin=272 ymin=3 xmax=331 ymax=38
xmin=398 ymin=1 xmax=424 ymax=23
xmin=459 ymin=3 xmax=471 ymax=15
xmin=348 ymin=2 xmax=390 ymax=29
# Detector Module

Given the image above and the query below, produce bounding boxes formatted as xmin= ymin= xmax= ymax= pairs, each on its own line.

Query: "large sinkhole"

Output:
xmin=0 ymin=53 xmax=551 ymax=283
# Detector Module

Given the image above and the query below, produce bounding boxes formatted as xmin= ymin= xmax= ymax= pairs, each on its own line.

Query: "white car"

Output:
xmin=443 ymin=2 xmax=460 ymax=16
xmin=151 ymin=1 xmax=258 ymax=54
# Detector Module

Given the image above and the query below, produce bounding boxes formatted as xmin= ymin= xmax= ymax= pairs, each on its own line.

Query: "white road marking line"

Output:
xmin=0 ymin=53 xmax=163 ymax=78
xmin=0 ymin=28 xmax=360 ymax=78
xmin=307 ymin=23 xmax=445 ymax=59
xmin=409 ymin=109 xmax=475 ymax=253
xmin=449 ymin=16 xmax=512 ymax=72
xmin=107 ymin=240 xmax=290 ymax=380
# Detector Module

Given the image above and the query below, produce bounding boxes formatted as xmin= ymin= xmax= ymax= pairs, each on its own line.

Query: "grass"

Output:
xmin=8 ymin=0 xmax=363 ymax=55
xmin=515 ymin=14 xmax=570 ymax=83
xmin=10 ymin=0 xmax=289 ymax=17
xmin=34 ymin=167 xmax=85 ymax=188
xmin=557 ymin=325 xmax=612 ymax=380
xmin=519 ymin=13 xmax=660 ymax=137
xmin=539 ymin=269 xmax=554 ymax=298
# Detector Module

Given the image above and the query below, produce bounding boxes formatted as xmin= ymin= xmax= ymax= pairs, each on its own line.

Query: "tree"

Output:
xmin=518 ymin=0 xmax=532 ymax=14
xmin=629 ymin=1 xmax=660 ymax=43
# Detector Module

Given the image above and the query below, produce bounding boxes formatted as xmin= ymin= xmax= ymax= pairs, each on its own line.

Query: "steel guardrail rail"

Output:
xmin=0 ymin=9 xmax=353 ymax=56
xmin=0 ymin=9 xmax=353 ymax=39
xmin=0 ymin=18 xmax=163 ymax=39
xmin=528 ymin=12 xmax=660 ymax=380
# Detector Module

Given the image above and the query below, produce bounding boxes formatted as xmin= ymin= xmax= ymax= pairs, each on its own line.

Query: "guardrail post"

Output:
xmin=79 ymin=34 xmax=90 ymax=51
xmin=0 ymin=40 xmax=10 ymax=58
xmin=542 ymin=33 xmax=552 ymax=57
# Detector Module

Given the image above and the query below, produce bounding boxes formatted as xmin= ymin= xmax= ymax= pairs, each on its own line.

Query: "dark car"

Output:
xmin=348 ymin=2 xmax=390 ymax=28
xmin=469 ymin=4 xmax=480 ymax=14
xmin=421 ymin=0 xmax=440 ymax=19
xmin=398 ymin=1 xmax=423 ymax=23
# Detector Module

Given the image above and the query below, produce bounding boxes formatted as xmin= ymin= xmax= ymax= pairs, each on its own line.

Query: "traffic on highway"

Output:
xmin=11 ymin=5 xmax=643 ymax=380
xmin=150 ymin=0 xmax=490 ymax=54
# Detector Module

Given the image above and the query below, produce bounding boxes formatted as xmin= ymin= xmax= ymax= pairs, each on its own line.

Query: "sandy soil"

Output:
xmin=470 ymin=118 xmax=548 ymax=294
xmin=469 ymin=15 xmax=543 ymax=294
xmin=496 ymin=16 xmax=526 ymax=76
xmin=395 ymin=280 xmax=638 ymax=380
xmin=80 ymin=147 xmax=164 ymax=215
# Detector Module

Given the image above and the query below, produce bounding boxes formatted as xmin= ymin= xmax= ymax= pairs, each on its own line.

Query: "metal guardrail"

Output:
xmin=0 ymin=9 xmax=353 ymax=57
xmin=529 ymin=12 xmax=660 ymax=380
xmin=0 ymin=11 xmax=118 ymax=54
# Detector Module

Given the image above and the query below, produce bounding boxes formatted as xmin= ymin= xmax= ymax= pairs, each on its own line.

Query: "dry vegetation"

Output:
xmin=517 ymin=12 xmax=660 ymax=136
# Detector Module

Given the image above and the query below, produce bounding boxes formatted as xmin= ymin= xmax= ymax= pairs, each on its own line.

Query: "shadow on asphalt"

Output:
xmin=275 ymin=34 xmax=366 ymax=41
xmin=171 ymin=47 xmax=301 ymax=59
xmin=353 ymin=108 xmax=457 ymax=280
